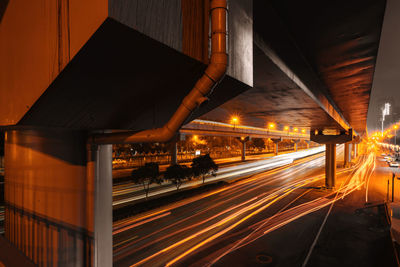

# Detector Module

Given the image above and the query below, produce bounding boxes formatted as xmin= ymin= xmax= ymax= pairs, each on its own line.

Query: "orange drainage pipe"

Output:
xmin=92 ymin=0 xmax=228 ymax=144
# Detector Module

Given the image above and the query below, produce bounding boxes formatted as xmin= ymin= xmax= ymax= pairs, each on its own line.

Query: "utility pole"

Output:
xmin=393 ymin=172 xmax=395 ymax=202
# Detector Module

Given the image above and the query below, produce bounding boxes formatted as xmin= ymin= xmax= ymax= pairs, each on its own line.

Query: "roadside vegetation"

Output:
xmin=131 ymin=154 xmax=218 ymax=196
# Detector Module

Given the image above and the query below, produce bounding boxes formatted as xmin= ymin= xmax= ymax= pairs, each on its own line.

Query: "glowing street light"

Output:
xmin=284 ymin=126 xmax=289 ymax=131
xmin=381 ymin=102 xmax=391 ymax=135
xmin=301 ymin=129 xmax=306 ymax=133
xmin=268 ymin=123 xmax=275 ymax=129
xmin=231 ymin=116 xmax=239 ymax=124
xmin=231 ymin=116 xmax=239 ymax=130
xmin=293 ymin=127 xmax=298 ymax=132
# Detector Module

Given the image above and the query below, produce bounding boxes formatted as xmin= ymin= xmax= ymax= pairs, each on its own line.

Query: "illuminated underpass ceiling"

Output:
xmin=200 ymin=0 xmax=386 ymax=135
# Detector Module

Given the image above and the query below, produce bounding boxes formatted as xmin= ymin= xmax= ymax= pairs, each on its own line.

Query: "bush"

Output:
xmin=131 ymin=162 xmax=162 ymax=198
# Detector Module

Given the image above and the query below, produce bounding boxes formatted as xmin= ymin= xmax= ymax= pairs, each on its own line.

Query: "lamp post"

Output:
xmin=381 ymin=103 xmax=390 ymax=135
xmin=284 ymin=126 xmax=290 ymax=136
xmin=394 ymin=125 xmax=398 ymax=145
xmin=231 ymin=116 xmax=238 ymax=130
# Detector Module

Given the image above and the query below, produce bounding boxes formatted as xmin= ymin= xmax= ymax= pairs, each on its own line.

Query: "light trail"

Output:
xmin=113 ymin=152 xmax=326 ymax=234
xmin=113 ymin=147 xmax=325 ymax=205
xmin=124 ymin=169 xmax=331 ymax=266
xmin=112 ymin=146 xmax=366 ymax=266
xmin=197 ymin=153 xmax=376 ymax=266
xmin=115 ymin=163 xmax=327 ymax=263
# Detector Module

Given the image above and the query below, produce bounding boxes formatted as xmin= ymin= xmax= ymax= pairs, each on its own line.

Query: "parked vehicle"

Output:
xmin=390 ymin=161 xmax=400 ymax=168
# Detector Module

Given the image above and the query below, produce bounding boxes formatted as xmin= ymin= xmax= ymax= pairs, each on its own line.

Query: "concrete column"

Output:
xmin=4 ymin=129 xmax=112 ymax=266
xmin=241 ymin=141 xmax=246 ymax=161
xmin=352 ymin=143 xmax=357 ymax=159
xmin=325 ymin=143 xmax=336 ymax=189
xmin=305 ymin=140 xmax=310 ymax=149
xmin=292 ymin=139 xmax=300 ymax=152
xmin=170 ymin=140 xmax=177 ymax=165
xmin=91 ymin=144 xmax=112 ymax=267
xmin=236 ymin=137 xmax=248 ymax=162
xmin=344 ymin=142 xmax=351 ymax=167
xmin=271 ymin=138 xmax=281 ymax=155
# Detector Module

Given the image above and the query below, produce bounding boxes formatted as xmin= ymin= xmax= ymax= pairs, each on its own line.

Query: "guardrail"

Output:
xmin=180 ymin=119 xmax=309 ymax=139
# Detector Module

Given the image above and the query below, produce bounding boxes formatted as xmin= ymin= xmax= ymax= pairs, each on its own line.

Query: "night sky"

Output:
xmin=367 ymin=0 xmax=400 ymax=133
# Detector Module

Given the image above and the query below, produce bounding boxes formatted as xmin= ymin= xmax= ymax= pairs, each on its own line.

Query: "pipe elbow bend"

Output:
xmin=206 ymin=53 xmax=228 ymax=82
xmin=157 ymin=126 xmax=176 ymax=143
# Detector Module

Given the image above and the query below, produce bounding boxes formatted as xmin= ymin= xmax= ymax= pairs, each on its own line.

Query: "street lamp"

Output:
xmin=268 ymin=123 xmax=275 ymax=129
xmin=293 ymin=127 xmax=298 ymax=132
xmin=381 ymin=103 xmax=391 ymax=135
xmin=284 ymin=126 xmax=290 ymax=135
xmin=231 ymin=116 xmax=239 ymax=130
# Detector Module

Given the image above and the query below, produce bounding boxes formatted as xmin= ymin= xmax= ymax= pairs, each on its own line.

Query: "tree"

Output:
xmin=131 ymin=162 xmax=162 ymax=198
xmin=164 ymin=164 xmax=192 ymax=190
xmin=191 ymin=154 xmax=218 ymax=183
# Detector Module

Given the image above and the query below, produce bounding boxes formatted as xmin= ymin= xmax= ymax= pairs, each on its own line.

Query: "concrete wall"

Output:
xmin=109 ymin=0 xmax=183 ymax=52
xmin=228 ymin=0 xmax=253 ymax=87
xmin=0 ymin=0 xmax=253 ymax=129
xmin=0 ymin=0 xmax=108 ymax=126
xmin=109 ymin=0 xmax=253 ymax=86
xmin=4 ymin=129 xmax=93 ymax=266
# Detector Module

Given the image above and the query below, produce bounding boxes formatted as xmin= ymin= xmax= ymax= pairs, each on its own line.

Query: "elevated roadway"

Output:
xmin=180 ymin=119 xmax=309 ymax=140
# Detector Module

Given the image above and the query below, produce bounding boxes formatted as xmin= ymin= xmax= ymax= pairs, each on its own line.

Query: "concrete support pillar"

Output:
xmin=4 ymin=129 xmax=112 ymax=266
xmin=170 ymin=140 xmax=177 ymax=165
xmin=352 ymin=143 xmax=357 ymax=159
xmin=344 ymin=142 xmax=351 ymax=167
xmin=90 ymin=144 xmax=112 ymax=267
xmin=325 ymin=143 xmax=336 ymax=189
xmin=292 ymin=139 xmax=300 ymax=152
xmin=241 ymin=141 xmax=246 ymax=161
xmin=305 ymin=140 xmax=310 ymax=149
xmin=271 ymin=138 xmax=281 ymax=156
xmin=236 ymin=137 xmax=249 ymax=162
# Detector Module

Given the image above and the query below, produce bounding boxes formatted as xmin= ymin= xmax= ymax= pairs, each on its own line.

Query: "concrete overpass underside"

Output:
xmin=0 ymin=0 xmax=387 ymax=266
xmin=198 ymin=0 xmax=386 ymax=135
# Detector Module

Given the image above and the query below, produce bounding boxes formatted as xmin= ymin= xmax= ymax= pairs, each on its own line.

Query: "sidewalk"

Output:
xmin=305 ymin=154 xmax=398 ymax=267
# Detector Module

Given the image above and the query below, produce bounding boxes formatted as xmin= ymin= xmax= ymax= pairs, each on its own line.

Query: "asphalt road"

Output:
xmin=112 ymin=147 xmax=326 ymax=208
xmin=112 ymin=145 xmax=371 ymax=267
